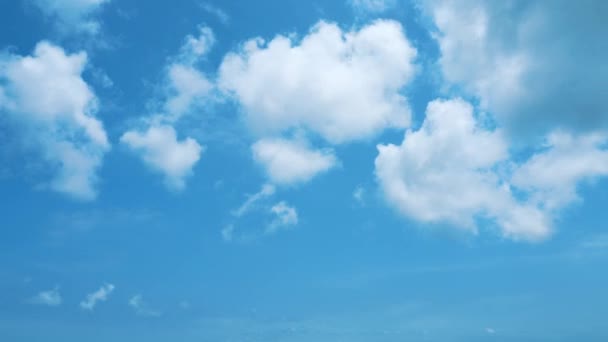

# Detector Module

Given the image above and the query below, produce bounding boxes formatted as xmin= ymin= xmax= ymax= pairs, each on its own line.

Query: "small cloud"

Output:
xmin=349 ymin=0 xmax=396 ymax=13
xmin=80 ymin=283 xmax=115 ymax=311
xmin=353 ymin=186 xmax=365 ymax=205
xmin=221 ymin=224 xmax=235 ymax=242
xmin=200 ymin=2 xmax=229 ymax=25
xmin=232 ymin=184 xmax=275 ymax=218
xmin=486 ymin=327 xmax=496 ymax=334
xmin=121 ymin=125 xmax=203 ymax=191
xmin=29 ymin=287 xmax=62 ymax=307
xmin=251 ymin=138 xmax=337 ymax=186
xmin=267 ymin=201 xmax=298 ymax=234
xmin=129 ymin=294 xmax=162 ymax=317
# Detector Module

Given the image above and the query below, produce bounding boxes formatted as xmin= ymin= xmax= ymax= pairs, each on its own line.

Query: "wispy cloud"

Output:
xmin=28 ymin=287 xmax=62 ymax=307
xmin=129 ymin=294 xmax=162 ymax=317
xmin=200 ymin=2 xmax=229 ymax=25
xmin=353 ymin=186 xmax=365 ymax=205
xmin=232 ymin=184 xmax=275 ymax=218
xmin=80 ymin=283 xmax=115 ymax=310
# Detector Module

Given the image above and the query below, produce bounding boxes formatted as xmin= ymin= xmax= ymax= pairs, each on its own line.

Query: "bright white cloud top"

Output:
xmin=220 ymin=20 xmax=416 ymax=144
xmin=375 ymin=98 xmax=549 ymax=241
xmin=219 ymin=20 xmax=416 ymax=185
xmin=375 ymin=98 xmax=608 ymax=241
xmin=80 ymin=283 xmax=115 ymax=310
xmin=252 ymin=138 xmax=337 ymax=185
xmin=0 ymin=41 xmax=110 ymax=200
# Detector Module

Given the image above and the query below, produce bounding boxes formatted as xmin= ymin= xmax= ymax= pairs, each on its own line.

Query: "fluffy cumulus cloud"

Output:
xmin=375 ymin=98 xmax=608 ymax=241
xmin=80 ymin=283 xmax=114 ymax=310
xmin=0 ymin=41 xmax=109 ymax=200
xmin=375 ymin=98 xmax=549 ymax=240
xmin=387 ymin=0 xmax=608 ymax=240
xmin=29 ymin=287 xmax=62 ymax=306
xmin=219 ymin=20 xmax=417 ymax=185
xmin=425 ymin=0 xmax=608 ymax=136
xmin=252 ymin=138 xmax=337 ymax=185
xmin=121 ymin=26 xmax=214 ymax=190
xmin=219 ymin=20 xmax=416 ymax=144
xmin=121 ymin=125 xmax=203 ymax=191
xmin=31 ymin=0 xmax=110 ymax=34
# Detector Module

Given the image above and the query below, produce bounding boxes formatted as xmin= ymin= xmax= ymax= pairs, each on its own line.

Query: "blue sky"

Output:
xmin=1 ymin=0 xmax=608 ymax=341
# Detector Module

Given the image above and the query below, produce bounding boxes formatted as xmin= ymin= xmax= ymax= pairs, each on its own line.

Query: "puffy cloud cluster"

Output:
xmin=375 ymin=98 xmax=608 ymax=241
xmin=0 ymin=41 xmax=109 ymax=200
xmin=426 ymin=0 xmax=608 ymax=136
xmin=380 ymin=0 xmax=608 ymax=240
xmin=219 ymin=20 xmax=417 ymax=184
xmin=121 ymin=26 xmax=214 ymax=190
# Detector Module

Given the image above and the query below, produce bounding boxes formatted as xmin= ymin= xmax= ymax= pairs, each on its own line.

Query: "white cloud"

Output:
xmin=376 ymin=97 xmax=608 ymax=240
xmin=353 ymin=186 xmax=365 ymax=205
xmin=252 ymin=138 xmax=337 ymax=185
xmin=29 ymin=287 xmax=62 ymax=306
xmin=129 ymin=294 xmax=161 ymax=317
xmin=176 ymin=26 xmax=216 ymax=66
xmin=375 ymin=98 xmax=550 ymax=241
xmin=225 ymin=185 xmax=300 ymax=241
xmin=80 ymin=283 xmax=114 ymax=310
xmin=219 ymin=20 xmax=416 ymax=144
xmin=232 ymin=183 xmax=275 ymax=217
xmin=121 ymin=125 xmax=203 ymax=191
xmin=31 ymin=0 xmax=110 ymax=34
xmin=0 ymin=41 xmax=109 ymax=200
xmin=349 ymin=0 xmax=396 ymax=13
xmin=426 ymin=0 xmax=608 ymax=135
xmin=512 ymin=132 xmax=608 ymax=210
xmin=267 ymin=201 xmax=298 ymax=234
xmin=164 ymin=64 xmax=213 ymax=121
xmin=200 ymin=2 xmax=229 ymax=25
xmin=121 ymin=26 xmax=214 ymax=190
